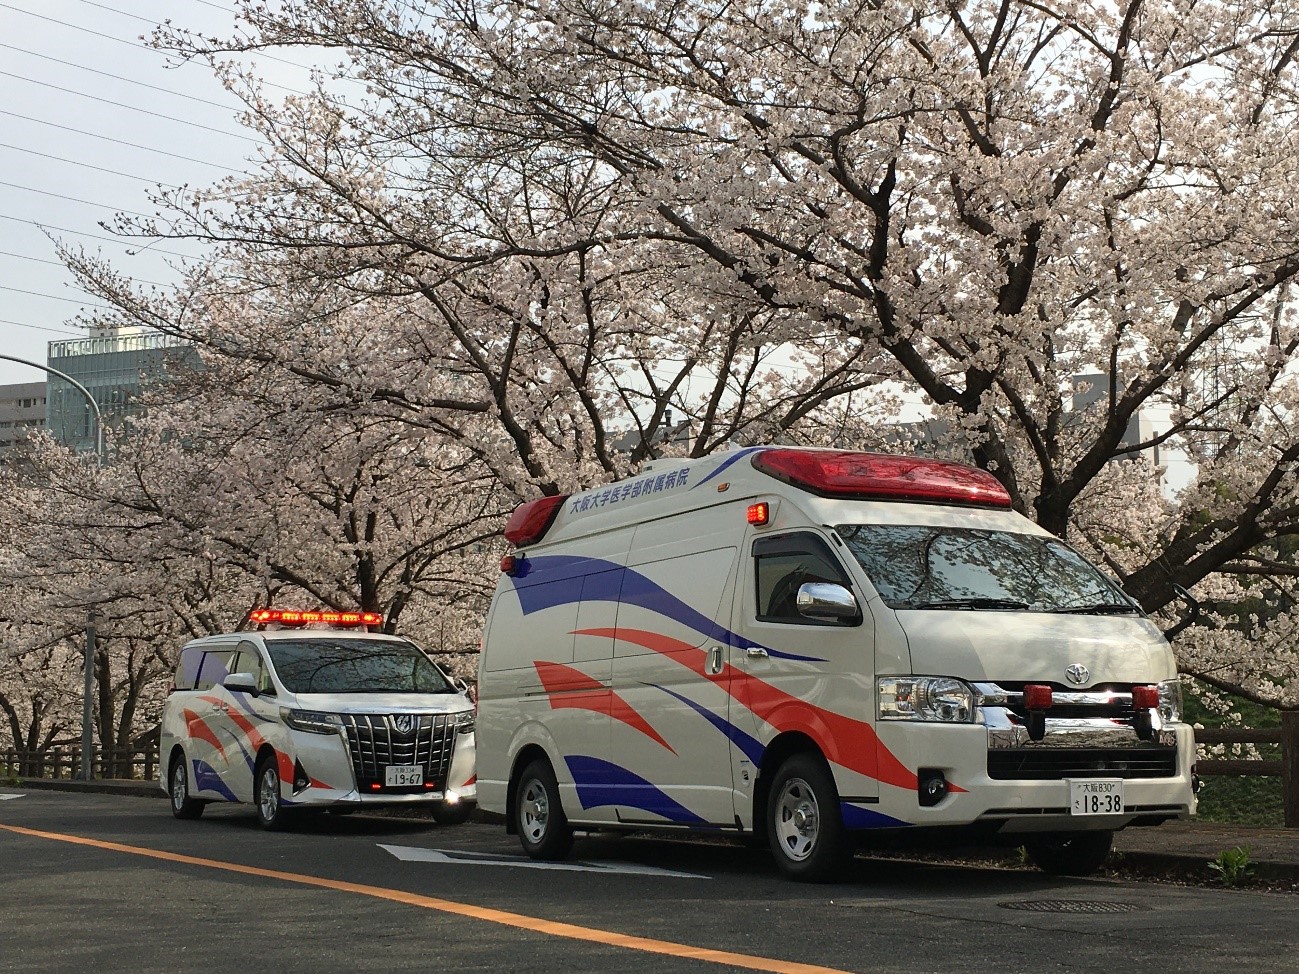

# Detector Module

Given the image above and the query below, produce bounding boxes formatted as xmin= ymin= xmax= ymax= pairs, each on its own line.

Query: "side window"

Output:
xmin=234 ymin=641 xmax=273 ymax=694
xmin=753 ymin=532 xmax=852 ymax=625
xmin=194 ymin=649 xmax=237 ymax=692
xmin=174 ymin=646 xmax=203 ymax=691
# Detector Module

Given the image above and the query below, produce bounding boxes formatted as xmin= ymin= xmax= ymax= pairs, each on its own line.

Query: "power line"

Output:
xmin=0 ymin=180 xmax=157 ymax=220
xmin=0 ymin=41 xmax=238 ymax=112
xmin=0 ymin=110 xmax=247 ymax=172
xmin=0 ymin=69 xmax=260 ymax=143
xmin=0 ymin=141 xmax=180 ymax=189
xmin=0 ymin=249 xmax=171 ymax=288
xmin=0 ymin=213 xmax=198 ymax=260
xmin=0 ymin=285 xmax=116 ymax=310
xmin=0 ymin=317 xmax=86 ymax=338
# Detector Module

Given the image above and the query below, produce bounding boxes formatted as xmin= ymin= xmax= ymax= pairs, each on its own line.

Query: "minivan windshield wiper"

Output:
xmin=911 ymin=598 xmax=1030 ymax=611
xmin=1057 ymin=601 xmax=1140 ymax=615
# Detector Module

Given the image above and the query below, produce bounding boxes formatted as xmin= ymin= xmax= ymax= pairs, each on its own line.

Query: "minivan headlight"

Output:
xmin=281 ymin=708 xmax=344 ymax=734
xmin=454 ymin=709 xmax=475 ymax=735
xmin=879 ymin=677 xmax=976 ymax=722
xmin=1157 ymin=679 xmax=1183 ymax=723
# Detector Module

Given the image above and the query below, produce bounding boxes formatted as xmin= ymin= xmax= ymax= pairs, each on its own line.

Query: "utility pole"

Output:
xmin=0 ymin=353 xmax=104 ymax=781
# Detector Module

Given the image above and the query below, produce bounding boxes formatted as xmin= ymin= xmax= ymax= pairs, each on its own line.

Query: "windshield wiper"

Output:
xmin=912 ymin=598 xmax=1030 ymax=611
xmin=1058 ymin=601 xmax=1140 ymax=615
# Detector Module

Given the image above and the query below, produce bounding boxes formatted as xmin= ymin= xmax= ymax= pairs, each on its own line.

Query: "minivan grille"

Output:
xmin=342 ymin=713 xmax=456 ymax=792
xmin=987 ymin=746 xmax=1177 ymax=780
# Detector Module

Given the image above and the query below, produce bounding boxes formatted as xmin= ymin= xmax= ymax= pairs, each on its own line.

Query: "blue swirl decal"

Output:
xmin=512 ymin=555 xmax=825 ymax=662
xmin=689 ymin=447 xmax=764 ymax=491
xmin=839 ymin=802 xmax=911 ymax=830
xmin=648 ymin=683 xmax=765 ymax=766
xmin=565 ymin=755 xmax=709 ymax=824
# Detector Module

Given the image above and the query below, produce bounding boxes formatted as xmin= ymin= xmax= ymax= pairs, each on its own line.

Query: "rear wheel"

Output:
xmin=1024 ymin=831 xmax=1114 ymax=876
xmin=766 ymin=753 xmax=850 ymax=882
xmin=515 ymin=759 xmax=572 ymax=860
xmin=168 ymin=754 xmax=204 ymax=820
xmin=254 ymin=754 xmax=289 ymax=831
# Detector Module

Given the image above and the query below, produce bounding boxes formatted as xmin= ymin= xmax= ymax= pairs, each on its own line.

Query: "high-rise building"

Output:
xmin=0 ymin=381 xmax=48 ymax=451
xmin=45 ymin=327 xmax=199 ymax=453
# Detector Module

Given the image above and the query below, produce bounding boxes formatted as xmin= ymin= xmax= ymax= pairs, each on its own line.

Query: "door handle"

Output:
xmin=705 ymin=646 xmax=724 ymax=675
xmin=745 ymin=647 xmax=769 ymax=659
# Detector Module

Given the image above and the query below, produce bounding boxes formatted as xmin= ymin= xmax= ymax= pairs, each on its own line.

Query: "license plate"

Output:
xmin=384 ymin=765 xmax=423 ymax=787
xmin=1068 ymin=778 xmax=1124 ymax=815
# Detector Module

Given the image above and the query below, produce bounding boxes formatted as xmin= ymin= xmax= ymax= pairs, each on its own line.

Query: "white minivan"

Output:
xmin=475 ymin=446 xmax=1195 ymax=881
xmin=159 ymin=610 xmax=477 ymax=828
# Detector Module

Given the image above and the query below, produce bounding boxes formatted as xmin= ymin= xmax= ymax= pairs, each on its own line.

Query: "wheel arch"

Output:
xmin=505 ymin=743 xmax=553 ymax=836
xmin=753 ymin=731 xmax=825 ymax=837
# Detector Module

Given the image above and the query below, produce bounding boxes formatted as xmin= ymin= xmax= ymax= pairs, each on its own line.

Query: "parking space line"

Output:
xmin=0 ymin=823 xmax=856 ymax=974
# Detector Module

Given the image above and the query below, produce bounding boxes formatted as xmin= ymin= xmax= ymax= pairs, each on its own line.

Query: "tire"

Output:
xmin=168 ymin=754 xmax=204 ymax=820
xmin=766 ymin=753 xmax=850 ymax=882
xmin=254 ymin=754 xmax=289 ymax=831
xmin=433 ymin=800 xmax=474 ymax=826
xmin=515 ymin=758 xmax=573 ymax=860
xmin=1024 ymin=831 xmax=1114 ymax=876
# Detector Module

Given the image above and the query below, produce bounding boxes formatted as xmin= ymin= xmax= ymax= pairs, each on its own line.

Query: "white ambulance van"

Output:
xmin=159 ymin=609 xmax=477 ymax=829
xmin=475 ymin=447 xmax=1195 ymax=881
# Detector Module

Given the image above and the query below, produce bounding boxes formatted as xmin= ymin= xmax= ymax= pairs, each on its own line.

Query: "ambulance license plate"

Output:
xmin=384 ymin=765 xmax=423 ymax=787
xmin=1068 ymin=778 xmax=1124 ymax=815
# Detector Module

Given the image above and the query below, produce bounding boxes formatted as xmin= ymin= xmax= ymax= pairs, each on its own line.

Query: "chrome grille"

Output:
xmin=341 ymin=713 xmax=456 ymax=792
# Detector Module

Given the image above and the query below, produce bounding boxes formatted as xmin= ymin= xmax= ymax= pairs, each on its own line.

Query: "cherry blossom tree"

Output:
xmin=48 ymin=0 xmax=1299 ymax=707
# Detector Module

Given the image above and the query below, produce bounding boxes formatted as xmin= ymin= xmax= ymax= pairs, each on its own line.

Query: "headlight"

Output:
xmin=1157 ymin=679 xmax=1183 ymax=723
xmin=454 ymin=709 xmax=475 ymax=735
xmin=281 ymin=708 xmax=344 ymax=734
xmin=879 ymin=677 xmax=976 ymax=722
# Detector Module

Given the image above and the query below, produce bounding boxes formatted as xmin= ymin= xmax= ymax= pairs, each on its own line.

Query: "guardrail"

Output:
xmin=1196 ymin=712 xmax=1299 ymax=828
xmin=1 ymin=746 xmax=158 ymax=783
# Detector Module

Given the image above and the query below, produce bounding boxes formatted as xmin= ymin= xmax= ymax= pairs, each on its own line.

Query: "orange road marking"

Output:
xmin=0 ymin=823 xmax=855 ymax=974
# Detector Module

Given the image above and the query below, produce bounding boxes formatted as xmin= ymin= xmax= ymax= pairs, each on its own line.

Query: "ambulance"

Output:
xmin=475 ymin=446 xmax=1195 ymax=881
xmin=159 ymin=609 xmax=477 ymax=829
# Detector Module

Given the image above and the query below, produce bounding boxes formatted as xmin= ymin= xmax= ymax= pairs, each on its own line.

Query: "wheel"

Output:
xmin=515 ymin=758 xmax=573 ymax=860
xmin=168 ymin=754 xmax=204 ymax=820
xmin=766 ymin=753 xmax=850 ymax=882
xmin=1023 ymin=831 xmax=1114 ymax=876
xmin=254 ymin=754 xmax=289 ymax=831
xmin=433 ymin=800 xmax=474 ymax=826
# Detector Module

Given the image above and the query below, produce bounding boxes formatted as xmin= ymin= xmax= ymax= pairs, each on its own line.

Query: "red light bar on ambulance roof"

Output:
xmin=504 ymin=494 xmax=570 ymax=547
xmin=751 ymin=449 xmax=1012 ymax=508
xmin=249 ymin=608 xmax=384 ymax=627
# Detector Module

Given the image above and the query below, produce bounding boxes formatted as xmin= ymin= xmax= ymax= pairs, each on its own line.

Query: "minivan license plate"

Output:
xmin=384 ymin=765 xmax=423 ymax=787
xmin=1068 ymin=778 xmax=1124 ymax=815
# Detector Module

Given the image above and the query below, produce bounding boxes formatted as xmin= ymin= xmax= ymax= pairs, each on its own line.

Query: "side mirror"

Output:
xmin=224 ymin=672 xmax=259 ymax=696
xmin=796 ymin=582 xmax=861 ymax=624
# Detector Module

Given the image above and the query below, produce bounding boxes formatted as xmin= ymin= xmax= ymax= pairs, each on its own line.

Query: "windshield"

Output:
xmin=267 ymin=638 xmax=456 ymax=694
xmin=834 ymin=524 xmax=1138 ymax=614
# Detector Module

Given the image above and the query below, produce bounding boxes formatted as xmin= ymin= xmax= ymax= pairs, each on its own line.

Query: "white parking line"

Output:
xmin=379 ymin=844 xmax=709 ymax=879
xmin=0 ymin=794 xmax=24 ymax=801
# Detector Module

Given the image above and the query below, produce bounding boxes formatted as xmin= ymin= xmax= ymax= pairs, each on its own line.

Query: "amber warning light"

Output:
xmin=250 ymin=608 xmax=383 ymax=627
xmin=747 ymin=502 xmax=770 ymax=526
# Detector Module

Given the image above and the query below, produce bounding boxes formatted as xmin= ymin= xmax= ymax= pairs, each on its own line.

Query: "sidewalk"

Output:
xmin=12 ymin=777 xmax=1299 ymax=884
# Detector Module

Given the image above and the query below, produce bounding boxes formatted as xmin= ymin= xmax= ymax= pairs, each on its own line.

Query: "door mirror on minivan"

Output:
xmin=796 ymin=582 xmax=861 ymax=624
xmin=224 ymin=672 xmax=259 ymax=696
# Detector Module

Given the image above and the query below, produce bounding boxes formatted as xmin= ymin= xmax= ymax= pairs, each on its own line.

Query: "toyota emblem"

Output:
xmin=392 ymin=714 xmax=415 ymax=734
xmin=1065 ymin=663 xmax=1090 ymax=686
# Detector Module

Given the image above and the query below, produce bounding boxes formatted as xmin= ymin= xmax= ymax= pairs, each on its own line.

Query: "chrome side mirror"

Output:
xmin=796 ymin=582 xmax=861 ymax=624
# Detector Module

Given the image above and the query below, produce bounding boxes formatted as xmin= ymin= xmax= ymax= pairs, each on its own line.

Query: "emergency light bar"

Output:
xmin=249 ymin=608 xmax=384 ymax=627
xmin=504 ymin=494 xmax=570 ymax=547
xmin=751 ymin=449 xmax=1012 ymax=508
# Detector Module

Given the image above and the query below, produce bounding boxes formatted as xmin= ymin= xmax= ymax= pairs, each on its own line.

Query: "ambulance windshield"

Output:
xmin=834 ymin=524 xmax=1139 ymax=614
xmin=267 ymin=638 xmax=456 ymax=694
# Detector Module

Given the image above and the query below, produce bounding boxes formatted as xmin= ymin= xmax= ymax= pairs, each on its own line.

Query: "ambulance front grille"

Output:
xmin=987 ymin=747 xmax=1177 ymax=780
xmin=342 ymin=714 xmax=456 ymax=792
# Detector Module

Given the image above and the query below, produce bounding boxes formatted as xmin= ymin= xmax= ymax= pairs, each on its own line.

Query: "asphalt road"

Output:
xmin=2 ymin=788 xmax=1296 ymax=974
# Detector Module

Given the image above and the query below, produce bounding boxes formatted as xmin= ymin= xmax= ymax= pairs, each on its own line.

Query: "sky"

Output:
xmin=0 ymin=0 xmax=318 ymax=386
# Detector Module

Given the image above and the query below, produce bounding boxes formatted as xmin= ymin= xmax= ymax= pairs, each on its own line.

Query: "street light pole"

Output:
xmin=0 ymin=353 xmax=104 ymax=781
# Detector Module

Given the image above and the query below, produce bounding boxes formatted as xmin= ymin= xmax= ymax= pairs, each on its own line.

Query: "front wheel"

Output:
xmin=254 ymin=754 xmax=289 ymax=831
xmin=766 ymin=753 xmax=850 ymax=882
xmin=168 ymin=754 xmax=204 ymax=820
xmin=515 ymin=759 xmax=573 ymax=860
xmin=1023 ymin=831 xmax=1114 ymax=876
